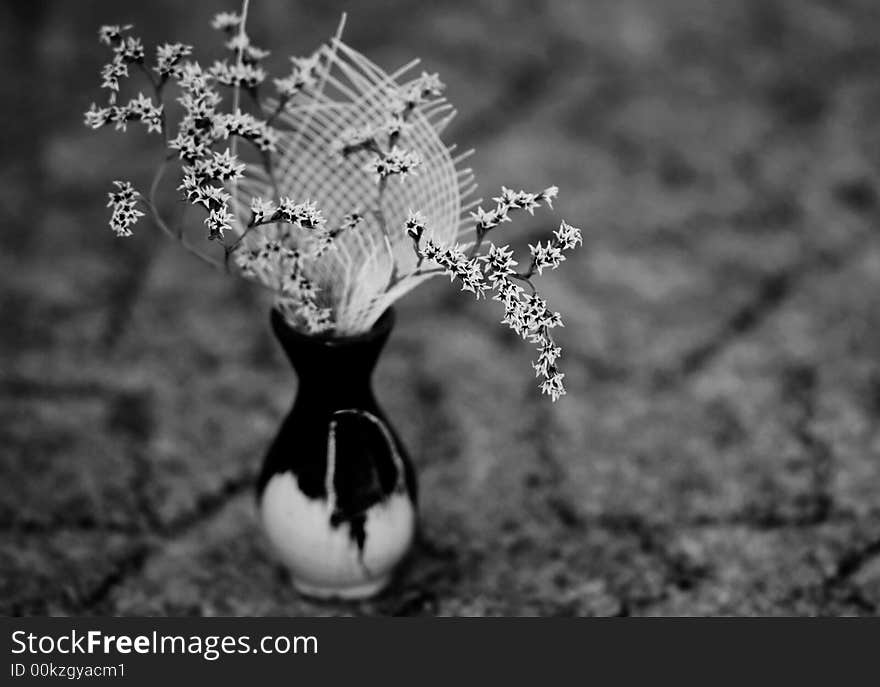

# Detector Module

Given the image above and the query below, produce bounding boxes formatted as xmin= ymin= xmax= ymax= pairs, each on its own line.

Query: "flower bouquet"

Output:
xmin=85 ymin=5 xmax=581 ymax=599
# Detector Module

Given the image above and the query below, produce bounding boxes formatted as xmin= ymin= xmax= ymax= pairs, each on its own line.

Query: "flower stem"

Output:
xmin=144 ymin=159 xmax=225 ymax=270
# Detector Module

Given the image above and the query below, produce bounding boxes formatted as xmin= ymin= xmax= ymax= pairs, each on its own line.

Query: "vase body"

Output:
xmin=258 ymin=308 xmax=417 ymax=600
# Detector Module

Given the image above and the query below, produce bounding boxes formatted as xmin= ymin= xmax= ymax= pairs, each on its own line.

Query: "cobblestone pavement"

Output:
xmin=1 ymin=0 xmax=879 ymax=616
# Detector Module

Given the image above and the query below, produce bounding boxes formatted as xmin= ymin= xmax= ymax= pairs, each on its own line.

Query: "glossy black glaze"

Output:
xmin=258 ymin=307 xmax=416 ymax=551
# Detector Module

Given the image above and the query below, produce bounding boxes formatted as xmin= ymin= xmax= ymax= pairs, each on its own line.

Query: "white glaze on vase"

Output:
xmin=259 ymin=409 xmax=416 ymax=600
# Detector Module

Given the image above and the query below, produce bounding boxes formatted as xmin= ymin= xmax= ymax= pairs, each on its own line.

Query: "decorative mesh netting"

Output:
xmin=234 ymin=38 xmax=477 ymax=334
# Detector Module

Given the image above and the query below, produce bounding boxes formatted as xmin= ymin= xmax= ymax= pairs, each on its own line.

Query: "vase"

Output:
xmin=257 ymin=307 xmax=417 ymax=600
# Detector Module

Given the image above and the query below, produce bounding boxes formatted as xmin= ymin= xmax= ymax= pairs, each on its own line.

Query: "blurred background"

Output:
xmin=2 ymin=0 xmax=880 ymax=616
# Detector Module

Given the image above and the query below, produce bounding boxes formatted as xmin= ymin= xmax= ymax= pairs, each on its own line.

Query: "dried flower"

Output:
xmin=425 ymin=241 xmax=488 ymax=299
xmin=215 ymin=110 xmax=278 ymax=152
xmin=276 ymin=198 xmax=326 ymax=231
xmin=205 ymin=207 xmax=235 ymax=241
xmin=553 ymin=220 xmax=583 ymax=250
xmin=211 ymin=12 xmax=242 ymax=32
xmin=364 ymin=146 xmax=421 ymax=182
xmin=98 ymin=24 xmax=133 ymax=46
xmin=84 ymin=103 xmax=112 ymax=129
xmin=211 ymin=60 xmax=266 ymax=89
xmin=106 ymin=180 xmax=144 ymax=237
xmin=204 ymin=148 xmax=246 ymax=181
xmin=482 ymin=243 xmax=518 ymax=283
xmin=250 ymin=197 xmax=276 ymax=225
xmin=540 ymin=372 xmax=566 ymax=402
xmin=114 ymin=36 xmax=144 ymax=62
xmin=529 ymin=241 xmax=565 ymax=275
xmin=533 ymin=340 xmax=562 ymax=378
xmin=122 ymin=92 xmax=164 ymax=134
xmin=100 ymin=57 xmax=129 ymax=93
xmin=395 ymin=71 xmax=445 ymax=115
xmin=155 ymin=43 xmax=193 ymax=79
xmin=83 ymin=13 xmax=581 ymax=400
xmin=404 ymin=210 xmax=427 ymax=241
xmin=337 ymin=212 xmax=364 ymax=233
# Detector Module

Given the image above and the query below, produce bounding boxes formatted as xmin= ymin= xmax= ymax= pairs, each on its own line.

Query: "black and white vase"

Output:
xmin=257 ymin=307 xmax=417 ymax=600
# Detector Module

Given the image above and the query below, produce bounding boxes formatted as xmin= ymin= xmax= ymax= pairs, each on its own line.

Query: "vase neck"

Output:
xmin=271 ymin=309 xmax=394 ymax=406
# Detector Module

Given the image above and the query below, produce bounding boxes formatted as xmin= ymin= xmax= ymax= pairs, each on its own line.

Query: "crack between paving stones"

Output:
xmin=523 ymin=395 xmax=708 ymax=614
xmin=653 ymin=242 xmax=864 ymax=388
xmin=817 ymin=536 xmax=880 ymax=614
xmin=780 ymin=363 xmax=835 ymax=525
xmin=61 ymin=467 xmax=258 ymax=613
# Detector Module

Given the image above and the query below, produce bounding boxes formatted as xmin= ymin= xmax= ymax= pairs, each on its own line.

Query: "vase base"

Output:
xmin=292 ymin=576 xmax=390 ymax=601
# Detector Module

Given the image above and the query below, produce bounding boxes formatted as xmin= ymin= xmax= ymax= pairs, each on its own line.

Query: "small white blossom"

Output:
xmin=499 ymin=293 xmax=530 ymax=338
xmin=397 ymin=71 xmax=445 ymax=111
xmin=210 ymin=60 xmax=266 ymax=89
xmin=364 ymin=146 xmax=421 ymax=182
xmin=205 ymin=207 xmax=235 ymax=241
xmin=108 ymin=105 xmax=130 ymax=132
xmin=482 ymin=243 xmax=518 ymax=283
xmin=428 ymin=243 xmax=488 ymax=299
xmin=298 ymin=301 xmax=334 ymax=334
xmin=520 ymin=292 xmax=549 ymax=329
xmin=492 ymin=187 xmax=520 ymax=212
xmin=244 ymin=44 xmax=271 ymax=62
xmin=176 ymin=61 xmax=214 ymax=94
xmin=493 ymin=278 xmax=524 ymax=307
xmin=154 ymin=43 xmax=192 ymax=79
xmin=404 ymin=210 xmax=427 ymax=241
xmin=419 ymin=239 xmax=440 ymax=262
xmin=540 ymin=372 xmax=566 ymax=402
xmin=169 ymin=125 xmax=215 ymax=161
xmin=457 ymin=260 xmax=488 ymax=298
xmin=215 ymin=110 xmax=278 ymax=152
xmin=274 ymin=53 xmax=323 ymax=100
xmin=533 ymin=340 xmax=562 ymax=378
xmin=206 ymin=148 xmax=245 ymax=181
xmin=338 ymin=212 xmax=364 ymax=233
xmin=250 ymin=197 xmax=276 ymax=225
xmin=237 ymin=236 xmax=302 ymax=280
xmin=100 ymin=56 xmax=129 ymax=92
xmin=180 ymin=179 xmax=230 ymax=210
xmin=98 ymin=24 xmax=133 ymax=46
xmin=224 ymin=33 xmax=249 ymax=53
xmin=106 ymin=180 xmax=143 ymax=237
xmin=211 ymin=12 xmax=241 ymax=32
xmin=411 ymin=71 xmax=444 ymax=98
xmin=529 ymin=241 xmax=565 ymax=275
xmin=471 ymin=206 xmax=502 ymax=231
xmin=114 ymin=36 xmax=144 ymax=62
xmin=124 ymin=92 xmax=164 ymax=134
xmin=277 ymin=198 xmax=326 ymax=231
xmin=553 ymin=220 xmax=582 ymax=251
xmin=333 ymin=126 xmax=378 ymax=157
xmin=381 ymin=113 xmax=411 ymax=140
xmin=474 ymin=185 xmax=560 ymax=236
xmin=84 ymin=103 xmax=112 ymax=129
xmin=539 ymin=185 xmax=559 ymax=209
xmin=223 ymin=33 xmax=269 ymax=62
xmin=290 ymin=52 xmax=323 ymax=79
xmin=539 ymin=310 xmax=564 ymax=330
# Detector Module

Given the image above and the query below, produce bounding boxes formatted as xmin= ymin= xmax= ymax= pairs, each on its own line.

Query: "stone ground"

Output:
xmin=1 ymin=0 xmax=880 ymax=616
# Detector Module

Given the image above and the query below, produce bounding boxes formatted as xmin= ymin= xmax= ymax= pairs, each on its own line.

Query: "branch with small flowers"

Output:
xmin=413 ymin=189 xmax=580 ymax=402
xmin=83 ymin=6 xmax=583 ymax=401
